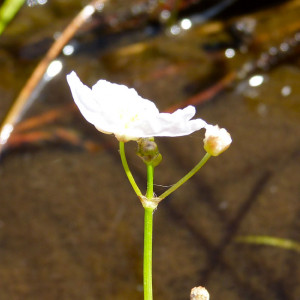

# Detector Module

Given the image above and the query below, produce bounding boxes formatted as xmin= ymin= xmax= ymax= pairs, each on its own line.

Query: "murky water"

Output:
xmin=0 ymin=1 xmax=300 ymax=299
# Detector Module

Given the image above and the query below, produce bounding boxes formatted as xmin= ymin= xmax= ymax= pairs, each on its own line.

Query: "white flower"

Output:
xmin=66 ymin=71 xmax=207 ymax=142
xmin=203 ymin=125 xmax=232 ymax=156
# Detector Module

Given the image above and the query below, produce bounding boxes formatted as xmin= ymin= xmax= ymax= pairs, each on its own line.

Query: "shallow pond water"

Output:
xmin=0 ymin=1 xmax=300 ymax=299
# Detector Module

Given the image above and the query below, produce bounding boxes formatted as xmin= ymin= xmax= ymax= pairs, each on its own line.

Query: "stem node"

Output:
xmin=139 ymin=195 xmax=161 ymax=209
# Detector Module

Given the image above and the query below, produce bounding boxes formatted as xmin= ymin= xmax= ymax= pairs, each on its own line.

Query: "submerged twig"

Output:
xmin=165 ymin=71 xmax=236 ymax=113
xmin=14 ymin=104 xmax=75 ymax=133
xmin=0 ymin=0 xmax=107 ymax=155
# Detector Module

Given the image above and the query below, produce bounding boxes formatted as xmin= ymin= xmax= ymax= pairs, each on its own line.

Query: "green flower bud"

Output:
xmin=137 ymin=138 xmax=162 ymax=167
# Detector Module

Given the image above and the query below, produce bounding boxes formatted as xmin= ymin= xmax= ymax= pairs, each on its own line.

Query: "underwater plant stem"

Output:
xmin=159 ymin=152 xmax=211 ymax=200
xmin=144 ymin=163 xmax=154 ymax=300
xmin=235 ymin=235 xmax=300 ymax=253
xmin=119 ymin=141 xmax=142 ymax=197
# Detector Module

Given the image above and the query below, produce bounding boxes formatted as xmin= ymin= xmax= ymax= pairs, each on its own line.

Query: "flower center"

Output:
xmin=119 ymin=109 xmax=140 ymax=129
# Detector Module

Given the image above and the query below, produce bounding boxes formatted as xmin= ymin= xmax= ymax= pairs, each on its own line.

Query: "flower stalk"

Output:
xmin=120 ymin=141 xmax=155 ymax=300
xmin=119 ymin=141 xmax=142 ymax=197
xmin=144 ymin=206 xmax=154 ymax=300
xmin=144 ymin=163 xmax=155 ymax=300
xmin=143 ymin=207 xmax=154 ymax=300
xmin=159 ymin=152 xmax=211 ymax=201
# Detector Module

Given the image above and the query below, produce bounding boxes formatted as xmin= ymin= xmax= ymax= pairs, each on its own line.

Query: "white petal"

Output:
xmin=203 ymin=125 xmax=232 ymax=156
xmin=134 ymin=106 xmax=206 ymax=137
xmin=66 ymin=72 xmax=104 ymax=126
xmin=67 ymin=71 xmax=208 ymax=141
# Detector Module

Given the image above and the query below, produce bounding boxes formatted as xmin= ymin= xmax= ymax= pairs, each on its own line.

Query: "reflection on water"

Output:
xmin=0 ymin=0 xmax=300 ymax=299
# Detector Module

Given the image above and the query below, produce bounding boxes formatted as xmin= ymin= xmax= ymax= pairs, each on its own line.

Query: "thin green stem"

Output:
xmin=0 ymin=0 xmax=26 ymax=35
xmin=159 ymin=152 xmax=211 ymax=200
xmin=146 ymin=164 xmax=154 ymax=199
xmin=144 ymin=206 xmax=154 ymax=300
xmin=119 ymin=141 xmax=142 ymax=197
xmin=235 ymin=235 xmax=300 ymax=253
xmin=144 ymin=163 xmax=154 ymax=300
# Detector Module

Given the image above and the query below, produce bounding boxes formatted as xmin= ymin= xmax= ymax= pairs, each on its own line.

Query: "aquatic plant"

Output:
xmin=67 ymin=71 xmax=231 ymax=300
xmin=0 ymin=0 xmax=26 ymax=35
xmin=236 ymin=235 xmax=300 ymax=254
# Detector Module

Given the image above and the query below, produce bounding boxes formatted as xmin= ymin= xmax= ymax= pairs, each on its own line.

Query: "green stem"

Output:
xmin=146 ymin=164 xmax=154 ymax=199
xmin=119 ymin=141 xmax=142 ymax=197
xmin=235 ymin=235 xmax=300 ymax=253
xmin=159 ymin=152 xmax=211 ymax=200
xmin=144 ymin=206 xmax=154 ymax=300
xmin=144 ymin=163 xmax=154 ymax=300
xmin=0 ymin=0 xmax=26 ymax=35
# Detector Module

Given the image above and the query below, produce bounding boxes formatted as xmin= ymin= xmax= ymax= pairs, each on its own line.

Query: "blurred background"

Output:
xmin=0 ymin=0 xmax=300 ymax=299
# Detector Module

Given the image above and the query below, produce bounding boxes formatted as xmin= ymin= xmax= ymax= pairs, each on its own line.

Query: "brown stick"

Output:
xmin=165 ymin=71 xmax=236 ymax=113
xmin=14 ymin=104 xmax=75 ymax=133
xmin=0 ymin=0 xmax=107 ymax=154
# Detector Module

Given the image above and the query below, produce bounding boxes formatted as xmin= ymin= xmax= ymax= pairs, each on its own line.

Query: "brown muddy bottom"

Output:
xmin=0 ymin=1 xmax=300 ymax=299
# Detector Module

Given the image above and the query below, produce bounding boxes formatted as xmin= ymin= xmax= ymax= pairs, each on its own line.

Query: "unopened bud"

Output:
xmin=190 ymin=286 xmax=210 ymax=300
xmin=137 ymin=138 xmax=162 ymax=167
xmin=204 ymin=125 xmax=232 ymax=156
